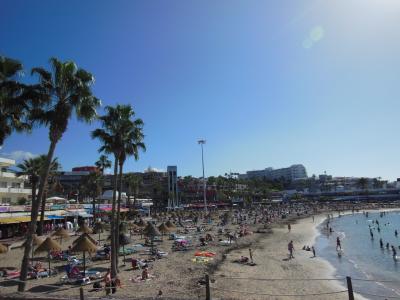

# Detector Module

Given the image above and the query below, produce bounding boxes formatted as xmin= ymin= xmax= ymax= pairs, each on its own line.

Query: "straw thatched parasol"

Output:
xmin=0 ymin=243 xmax=8 ymax=254
xmin=119 ymin=233 xmax=132 ymax=265
xmin=158 ymin=223 xmax=170 ymax=234
xmin=128 ymin=222 xmax=139 ymax=230
xmin=76 ymin=224 xmax=93 ymax=234
xmin=23 ymin=234 xmax=44 ymax=261
xmin=35 ymin=237 xmax=62 ymax=272
xmin=73 ymin=233 xmax=97 ymax=246
xmin=144 ymin=223 xmax=161 ymax=237
xmin=144 ymin=223 xmax=160 ymax=253
xmin=136 ymin=219 xmax=147 ymax=227
xmin=165 ymin=220 xmax=176 ymax=229
xmin=158 ymin=223 xmax=170 ymax=240
xmin=52 ymin=227 xmax=70 ymax=244
xmin=70 ymin=236 xmax=97 ymax=276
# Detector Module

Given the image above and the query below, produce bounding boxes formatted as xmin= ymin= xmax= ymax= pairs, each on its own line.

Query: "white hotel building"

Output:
xmin=0 ymin=157 xmax=31 ymax=204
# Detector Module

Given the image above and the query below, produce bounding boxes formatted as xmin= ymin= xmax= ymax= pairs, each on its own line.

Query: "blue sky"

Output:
xmin=2 ymin=0 xmax=400 ymax=180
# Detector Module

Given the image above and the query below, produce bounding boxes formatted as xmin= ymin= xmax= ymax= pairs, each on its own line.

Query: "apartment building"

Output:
xmin=0 ymin=157 xmax=31 ymax=204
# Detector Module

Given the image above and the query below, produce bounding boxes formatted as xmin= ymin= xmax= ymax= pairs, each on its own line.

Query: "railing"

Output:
xmin=0 ymin=171 xmax=18 ymax=178
xmin=2 ymin=274 xmax=400 ymax=300
xmin=0 ymin=187 xmax=31 ymax=194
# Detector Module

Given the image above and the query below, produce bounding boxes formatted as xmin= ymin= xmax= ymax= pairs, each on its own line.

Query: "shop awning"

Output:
xmin=99 ymin=207 xmax=129 ymax=212
xmin=0 ymin=216 xmax=49 ymax=224
xmin=47 ymin=215 xmax=65 ymax=220
xmin=65 ymin=211 xmax=93 ymax=218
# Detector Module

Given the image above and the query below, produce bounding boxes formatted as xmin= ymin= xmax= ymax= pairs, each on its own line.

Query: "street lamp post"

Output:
xmin=198 ymin=139 xmax=207 ymax=213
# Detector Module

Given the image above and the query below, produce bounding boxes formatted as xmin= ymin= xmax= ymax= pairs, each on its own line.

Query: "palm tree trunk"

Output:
xmin=115 ymin=162 xmax=123 ymax=271
xmin=110 ymin=156 xmax=118 ymax=279
xmin=92 ymin=193 xmax=96 ymax=222
xmin=18 ymin=182 xmax=37 ymax=292
xmin=37 ymin=140 xmax=58 ymax=236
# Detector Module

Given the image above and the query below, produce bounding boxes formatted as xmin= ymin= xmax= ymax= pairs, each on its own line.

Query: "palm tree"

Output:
xmin=29 ymin=58 xmax=100 ymax=236
xmin=115 ymin=114 xmax=145 ymax=260
xmin=91 ymin=106 xmax=123 ymax=278
xmin=16 ymin=155 xmax=55 ymax=291
xmin=0 ymin=56 xmax=32 ymax=146
xmin=81 ymin=172 xmax=104 ymax=220
xmin=92 ymin=104 xmax=145 ymax=274
xmin=37 ymin=158 xmax=61 ymax=233
xmin=95 ymin=155 xmax=112 ymax=174
xmin=125 ymin=173 xmax=142 ymax=213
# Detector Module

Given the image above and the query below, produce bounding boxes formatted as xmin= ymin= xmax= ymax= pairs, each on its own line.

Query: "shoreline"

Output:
xmin=313 ymin=208 xmax=400 ymax=300
xmin=1 ymin=207 xmax=399 ymax=299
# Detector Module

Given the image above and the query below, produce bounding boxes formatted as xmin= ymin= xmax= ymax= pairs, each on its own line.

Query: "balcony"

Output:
xmin=0 ymin=157 xmax=15 ymax=167
xmin=0 ymin=171 xmax=23 ymax=179
xmin=0 ymin=187 xmax=31 ymax=194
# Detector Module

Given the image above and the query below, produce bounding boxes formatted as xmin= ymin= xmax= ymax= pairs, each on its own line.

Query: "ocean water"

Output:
xmin=316 ymin=211 xmax=400 ymax=300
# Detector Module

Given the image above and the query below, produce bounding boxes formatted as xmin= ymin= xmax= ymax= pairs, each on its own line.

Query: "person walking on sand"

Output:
xmin=336 ymin=237 xmax=341 ymax=250
xmin=288 ymin=240 xmax=294 ymax=259
xmin=288 ymin=224 xmax=291 ymax=232
xmin=312 ymin=246 xmax=316 ymax=257
xmin=249 ymin=248 xmax=254 ymax=264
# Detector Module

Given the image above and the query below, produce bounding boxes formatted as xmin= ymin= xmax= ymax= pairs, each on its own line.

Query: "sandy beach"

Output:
xmin=0 ymin=211 xmax=375 ymax=300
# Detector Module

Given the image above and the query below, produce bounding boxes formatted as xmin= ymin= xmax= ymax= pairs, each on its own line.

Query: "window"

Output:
xmin=12 ymin=182 xmax=21 ymax=188
xmin=0 ymin=182 xmax=7 ymax=188
xmin=1 ymin=197 xmax=11 ymax=204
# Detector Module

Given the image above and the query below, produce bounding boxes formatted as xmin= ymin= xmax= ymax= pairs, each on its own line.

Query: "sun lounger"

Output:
xmin=60 ymin=275 xmax=91 ymax=285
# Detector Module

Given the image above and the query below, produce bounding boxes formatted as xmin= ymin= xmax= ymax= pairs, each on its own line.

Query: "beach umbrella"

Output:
xmin=23 ymin=234 xmax=44 ymax=261
xmin=158 ymin=223 xmax=170 ymax=240
xmin=0 ymin=243 xmax=8 ymax=254
xmin=119 ymin=233 xmax=132 ymax=265
xmin=128 ymin=223 xmax=140 ymax=237
xmin=73 ymin=233 xmax=97 ymax=246
xmin=144 ymin=223 xmax=161 ymax=253
xmin=144 ymin=223 xmax=161 ymax=237
xmin=52 ymin=227 xmax=70 ymax=244
xmin=165 ymin=220 xmax=176 ymax=229
xmin=76 ymin=224 xmax=93 ymax=234
xmin=70 ymin=236 xmax=97 ymax=276
xmin=35 ymin=237 xmax=61 ymax=272
xmin=93 ymin=222 xmax=105 ymax=244
xmin=136 ymin=219 xmax=147 ymax=227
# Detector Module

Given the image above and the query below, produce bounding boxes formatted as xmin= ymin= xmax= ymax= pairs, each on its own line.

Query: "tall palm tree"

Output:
xmin=0 ymin=56 xmax=32 ymax=146
xmin=29 ymin=58 xmax=100 ymax=236
xmin=115 ymin=113 xmax=145 ymax=263
xmin=16 ymin=155 xmax=56 ymax=291
xmin=95 ymin=155 xmax=111 ymax=174
xmin=92 ymin=104 xmax=145 ymax=275
xmin=91 ymin=106 xmax=123 ymax=278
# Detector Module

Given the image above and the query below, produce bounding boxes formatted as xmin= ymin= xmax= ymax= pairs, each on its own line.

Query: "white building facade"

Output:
xmin=0 ymin=157 xmax=31 ymax=204
xmin=241 ymin=164 xmax=308 ymax=181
